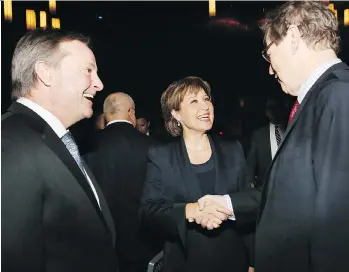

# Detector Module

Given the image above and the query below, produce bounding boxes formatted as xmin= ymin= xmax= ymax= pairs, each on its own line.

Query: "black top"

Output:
xmin=140 ymin=136 xmax=259 ymax=272
xmin=191 ymin=155 xmax=215 ymax=195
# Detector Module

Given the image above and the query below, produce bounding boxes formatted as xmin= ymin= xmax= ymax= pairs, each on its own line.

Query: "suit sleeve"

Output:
xmin=139 ymin=146 xmax=188 ymax=249
xmin=227 ymin=141 xmax=261 ymax=225
xmin=246 ymin=132 xmax=258 ymax=187
xmin=224 ymin=141 xmax=259 ymax=267
xmin=311 ymin=80 xmax=349 ymax=271
xmin=1 ymin=140 xmax=44 ymax=272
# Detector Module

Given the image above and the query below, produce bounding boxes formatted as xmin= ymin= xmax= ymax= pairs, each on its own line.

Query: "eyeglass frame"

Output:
xmin=262 ymin=25 xmax=299 ymax=63
xmin=262 ymin=41 xmax=274 ymax=63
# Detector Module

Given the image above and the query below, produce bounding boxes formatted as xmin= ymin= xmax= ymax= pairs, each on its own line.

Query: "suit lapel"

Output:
xmin=83 ymin=162 xmax=116 ymax=245
xmin=258 ymin=62 xmax=348 ymax=221
xmin=210 ymin=136 xmax=228 ymax=195
xmin=175 ymin=137 xmax=202 ymax=201
xmin=174 ymin=136 xmax=229 ymax=200
xmin=41 ymin=125 xmax=112 ymax=232
xmin=272 ymin=62 xmax=345 ymax=164
xmin=8 ymin=103 xmax=113 ymax=235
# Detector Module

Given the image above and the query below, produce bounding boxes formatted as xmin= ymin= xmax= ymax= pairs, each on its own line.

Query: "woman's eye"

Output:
xmin=190 ymin=99 xmax=198 ymax=104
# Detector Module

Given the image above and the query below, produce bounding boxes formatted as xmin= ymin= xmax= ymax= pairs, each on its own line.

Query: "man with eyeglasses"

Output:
xmin=256 ymin=2 xmax=349 ymax=272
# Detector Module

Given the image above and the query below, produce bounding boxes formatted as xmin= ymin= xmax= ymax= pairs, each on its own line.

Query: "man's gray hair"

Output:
xmin=11 ymin=29 xmax=90 ymax=99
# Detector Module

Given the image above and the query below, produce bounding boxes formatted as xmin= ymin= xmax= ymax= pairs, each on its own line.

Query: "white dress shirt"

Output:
xmin=297 ymin=58 xmax=341 ymax=103
xmin=106 ymin=119 xmax=133 ymax=126
xmin=17 ymin=98 xmax=101 ymax=208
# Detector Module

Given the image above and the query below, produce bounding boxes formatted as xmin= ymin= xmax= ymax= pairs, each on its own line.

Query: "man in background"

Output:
xmin=87 ymin=92 xmax=162 ymax=272
xmin=246 ymin=98 xmax=287 ymax=188
xmin=136 ymin=115 xmax=150 ymax=136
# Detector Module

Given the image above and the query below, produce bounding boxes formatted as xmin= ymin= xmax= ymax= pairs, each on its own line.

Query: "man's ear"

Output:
xmin=34 ymin=61 xmax=52 ymax=87
xmin=288 ymin=24 xmax=300 ymax=55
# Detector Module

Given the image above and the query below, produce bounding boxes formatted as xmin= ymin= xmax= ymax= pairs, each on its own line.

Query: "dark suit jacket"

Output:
xmin=246 ymin=125 xmax=272 ymax=188
xmin=1 ymin=103 xmax=118 ymax=272
xmin=139 ymin=136 xmax=260 ymax=272
xmin=86 ymin=122 xmax=162 ymax=264
xmin=255 ymin=62 xmax=349 ymax=272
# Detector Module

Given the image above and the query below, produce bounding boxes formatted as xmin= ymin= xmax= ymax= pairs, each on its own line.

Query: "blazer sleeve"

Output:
xmin=246 ymin=132 xmax=258 ymax=186
xmin=225 ymin=141 xmax=259 ymax=267
xmin=1 ymin=140 xmax=44 ymax=272
xmin=139 ymin=145 xmax=188 ymax=249
xmin=228 ymin=141 xmax=262 ymax=225
xmin=311 ymin=80 xmax=349 ymax=271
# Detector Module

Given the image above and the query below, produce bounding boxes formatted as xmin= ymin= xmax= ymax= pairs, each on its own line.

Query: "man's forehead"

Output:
xmin=137 ymin=118 xmax=147 ymax=123
xmin=59 ymin=40 xmax=96 ymax=62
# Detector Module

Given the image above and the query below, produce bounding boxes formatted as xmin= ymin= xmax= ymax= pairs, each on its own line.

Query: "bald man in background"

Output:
xmin=86 ymin=92 xmax=162 ymax=272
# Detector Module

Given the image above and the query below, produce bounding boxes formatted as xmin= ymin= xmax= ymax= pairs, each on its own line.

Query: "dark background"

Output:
xmin=2 ymin=1 xmax=349 ymax=141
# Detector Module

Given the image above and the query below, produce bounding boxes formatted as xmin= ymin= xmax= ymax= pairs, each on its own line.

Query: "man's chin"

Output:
xmin=83 ymin=109 xmax=93 ymax=119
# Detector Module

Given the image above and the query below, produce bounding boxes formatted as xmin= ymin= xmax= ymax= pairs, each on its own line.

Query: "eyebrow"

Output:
xmin=89 ymin=62 xmax=98 ymax=72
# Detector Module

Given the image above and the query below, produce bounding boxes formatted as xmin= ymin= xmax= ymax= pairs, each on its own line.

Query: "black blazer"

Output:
xmin=246 ymin=125 xmax=272 ymax=188
xmin=1 ymin=103 xmax=118 ymax=272
xmin=255 ymin=62 xmax=349 ymax=272
xmin=139 ymin=136 xmax=260 ymax=272
xmin=86 ymin=122 xmax=162 ymax=264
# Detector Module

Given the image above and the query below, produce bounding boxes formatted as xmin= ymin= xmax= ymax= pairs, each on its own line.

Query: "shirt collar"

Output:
xmin=17 ymin=98 xmax=68 ymax=138
xmin=298 ymin=58 xmax=341 ymax=104
xmin=106 ymin=119 xmax=133 ymax=127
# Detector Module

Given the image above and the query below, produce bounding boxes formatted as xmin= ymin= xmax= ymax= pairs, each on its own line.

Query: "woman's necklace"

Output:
xmin=186 ymin=140 xmax=210 ymax=152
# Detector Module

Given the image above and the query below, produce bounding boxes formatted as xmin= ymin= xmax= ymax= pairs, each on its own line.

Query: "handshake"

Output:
xmin=185 ymin=195 xmax=234 ymax=230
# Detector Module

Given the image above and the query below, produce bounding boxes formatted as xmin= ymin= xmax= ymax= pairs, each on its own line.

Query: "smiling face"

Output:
xmin=172 ymin=89 xmax=214 ymax=135
xmin=48 ymin=40 xmax=103 ymax=127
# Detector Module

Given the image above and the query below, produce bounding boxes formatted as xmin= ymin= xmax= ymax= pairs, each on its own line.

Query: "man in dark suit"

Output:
xmin=246 ymin=98 xmax=287 ymax=188
xmin=1 ymin=29 xmax=118 ymax=272
xmin=86 ymin=92 xmax=162 ymax=272
xmin=256 ymin=2 xmax=349 ymax=271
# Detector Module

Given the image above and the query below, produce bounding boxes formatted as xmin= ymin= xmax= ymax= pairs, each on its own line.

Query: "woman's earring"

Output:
xmin=177 ymin=120 xmax=181 ymax=127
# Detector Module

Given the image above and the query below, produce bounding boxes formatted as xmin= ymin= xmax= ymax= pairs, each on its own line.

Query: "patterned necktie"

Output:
xmin=61 ymin=131 xmax=86 ymax=177
xmin=275 ymin=125 xmax=282 ymax=147
xmin=288 ymin=100 xmax=300 ymax=123
xmin=61 ymin=131 xmax=101 ymax=209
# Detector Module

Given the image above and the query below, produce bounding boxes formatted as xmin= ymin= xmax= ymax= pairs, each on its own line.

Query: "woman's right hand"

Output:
xmin=185 ymin=203 xmax=201 ymax=223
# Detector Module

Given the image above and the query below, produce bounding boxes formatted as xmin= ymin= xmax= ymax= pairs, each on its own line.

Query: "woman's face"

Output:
xmin=172 ymin=89 xmax=214 ymax=135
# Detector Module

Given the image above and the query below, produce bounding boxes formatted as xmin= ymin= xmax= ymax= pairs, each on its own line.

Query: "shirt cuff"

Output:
xmin=224 ymin=194 xmax=236 ymax=221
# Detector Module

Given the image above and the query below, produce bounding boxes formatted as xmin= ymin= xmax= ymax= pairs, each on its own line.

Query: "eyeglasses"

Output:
xmin=262 ymin=41 xmax=274 ymax=63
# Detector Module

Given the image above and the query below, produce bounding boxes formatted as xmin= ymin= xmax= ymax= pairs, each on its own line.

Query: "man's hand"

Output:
xmin=185 ymin=202 xmax=230 ymax=230
xmin=196 ymin=195 xmax=234 ymax=229
xmin=198 ymin=195 xmax=229 ymax=211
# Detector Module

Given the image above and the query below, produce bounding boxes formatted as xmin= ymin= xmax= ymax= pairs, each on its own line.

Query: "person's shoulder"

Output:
xmin=317 ymin=69 xmax=349 ymax=107
xmin=2 ymin=113 xmax=44 ymax=157
xmin=213 ymin=135 xmax=243 ymax=152
xmin=148 ymin=137 xmax=178 ymax=159
xmin=2 ymin=112 xmax=38 ymax=140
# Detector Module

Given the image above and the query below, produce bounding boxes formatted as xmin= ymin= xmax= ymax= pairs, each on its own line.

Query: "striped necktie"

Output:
xmin=275 ymin=125 xmax=282 ymax=147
